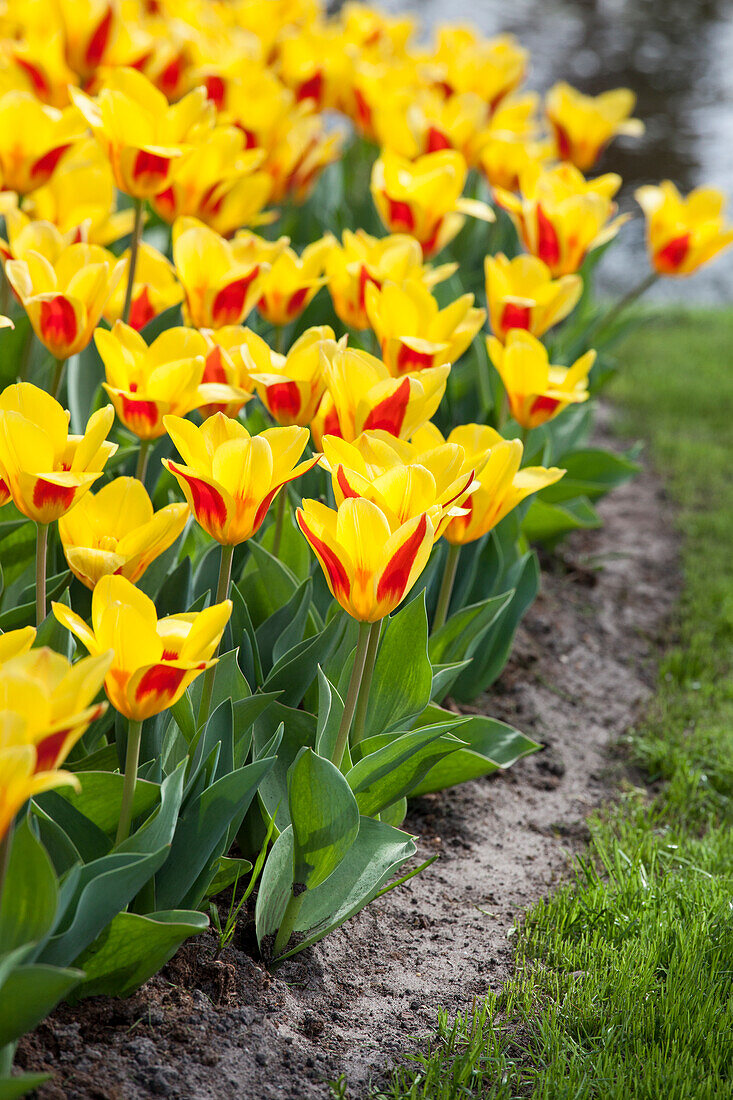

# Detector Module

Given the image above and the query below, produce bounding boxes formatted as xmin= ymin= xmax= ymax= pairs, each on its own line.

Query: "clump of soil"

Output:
xmin=17 ymin=416 xmax=679 ymax=1100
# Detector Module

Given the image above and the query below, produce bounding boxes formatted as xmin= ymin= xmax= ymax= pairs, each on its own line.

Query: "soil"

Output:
xmin=17 ymin=408 xmax=680 ymax=1100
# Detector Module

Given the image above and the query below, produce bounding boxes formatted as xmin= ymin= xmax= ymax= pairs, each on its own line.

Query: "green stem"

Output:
xmin=135 ymin=438 xmax=151 ymax=483
xmin=17 ymin=327 xmax=35 ymax=382
xmin=332 ymin=620 xmax=371 ymax=768
xmin=521 ymin=425 xmax=530 ymax=450
xmin=273 ymin=325 xmax=285 ymax=355
xmin=588 ymin=271 xmax=659 ymax=343
xmin=351 ymin=619 xmax=382 ymax=749
xmin=121 ymin=197 xmax=145 ymax=325
xmin=272 ymin=888 xmax=305 ymax=961
xmin=433 ymin=543 xmax=461 ymax=633
xmin=50 ymin=357 xmax=66 ymax=399
xmin=196 ymin=542 xmax=235 ymax=730
xmin=115 ymin=718 xmax=143 ymax=845
xmin=35 ymin=522 xmax=48 ymax=627
xmin=272 ymin=488 xmax=287 ymax=556
xmin=0 ymin=820 xmax=14 ymax=916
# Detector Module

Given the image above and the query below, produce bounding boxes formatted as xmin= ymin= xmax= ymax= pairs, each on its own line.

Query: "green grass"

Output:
xmin=353 ymin=310 xmax=733 ymax=1100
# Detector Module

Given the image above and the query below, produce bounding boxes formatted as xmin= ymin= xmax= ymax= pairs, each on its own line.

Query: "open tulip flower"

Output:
xmin=635 ymin=182 xmax=733 ymax=276
xmin=325 ymin=228 xmax=457 ymax=331
xmin=371 ymin=149 xmax=494 ymax=257
xmin=488 ymin=331 xmax=595 ymax=430
xmin=70 ymin=67 xmax=215 ymax=199
xmin=96 ymin=321 xmax=248 ymax=440
xmin=318 ymin=345 xmax=450 ymax=443
xmin=0 ymin=384 xmax=117 ymax=524
xmin=485 ymin=254 xmax=582 ymax=341
xmin=245 ymin=325 xmax=336 ymax=426
xmin=163 ymin=413 xmax=319 ymax=545
xmin=5 ymin=242 xmax=124 ymax=360
xmin=59 ymin=477 xmax=189 ymax=589
xmin=102 ymin=242 xmax=184 ymax=331
xmin=546 ymin=83 xmax=643 ymax=172
xmin=53 ymin=575 xmax=231 ymax=723
xmin=0 ymin=90 xmax=84 ymax=195
xmin=432 ymin=30 xmax=528 ymax=114
xmin=365 ymin=279 xmax=485 ymax=375
xmin=256 ymin=238 xmax=332 ymax=327
xmin=198 ymin=327 xmax=256 ymax=419
xmin=0 ymin=647 xmax=111 ymax=771
xmin=0 ymin=212 xmax=77 ymax=265
xmin=495 ymin=163 xmax=628 ymax=276
xmin=478 ymin=132 xmax=552 ymax=195
xmin=265 ymin=105 xmax=343 ymax=205
xmin=297 ymin=496 xmax=435 ymax=623
xmin=57 ymin=0 xmax=118 ymax=82
xmin=0 ymin=746 xmax=78 ymax=844
xmin=173 ymin=217 xmax=267 ymax=329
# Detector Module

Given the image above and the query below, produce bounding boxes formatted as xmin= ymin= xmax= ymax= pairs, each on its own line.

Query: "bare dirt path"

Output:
xmin=19 ymin=412 xmax=679 ymax=1100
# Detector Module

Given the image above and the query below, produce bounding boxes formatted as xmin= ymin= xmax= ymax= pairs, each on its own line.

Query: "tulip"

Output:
xmin=371 ymin=149 xmax=494 ymax=257
xmin=0 ymin=91 xmax=84 ymax=195
xmin=265 ymin=106 xmax=342 ymax=205
xmin=317 ymin=345 xmax=450 ymax=444
xmin=495 ymin=163 xmax=628 ymax=277
xmin=372 ymin=89 xmax=489 ymax=162
xmin=485 ymin=254 xmax=582 ymax=342
xmin=59 ymin=477 xmax=189 ymax=589
xmin=0 ymin=626 xmax=36 ymax=665
xmin=5 ymin=242 xmax=124 ymax=380
xmin=198 ymin=327 xmax=256 ymax=419
xmin=432 ymin=30 xmax=527 ymax=114
xmin=478 ymin=132 xmax=553 ymax=194
xmin=53 ymin=574 xmax=232 ymax=840
xmin=172 ymin=217 xmax=266 ymax=329
xmin=546 ymin=83 xmax=643 ymax=171
xmin=256 ymin=238 xmax=332 ymax=328
xmin=325 ymin=228 xmax=457 ymax=331
xmin=57 ymin=0 xmax=117 ymax=82
xmin=0 ymin=746 xmax=79 ymax=848
xmin=364 ymin=280 xmax=485 ymax=375
xmin=487 ymin=331 xmax=595 ymax=431
xmin=102 ymin=242 xmax=184 ymax=331
xmin=245 ymin=326 xmax=336 ymax=427
xmin=635 ymin=182 xmax=733 ymax=276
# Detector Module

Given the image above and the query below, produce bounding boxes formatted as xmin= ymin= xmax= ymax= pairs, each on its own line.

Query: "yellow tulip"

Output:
xmin=53 ymin=575 xmax=231 ymax=723
xmin=96 ymin=321 xmax=249 ymax=440
xmin=484 ymin=254 xmax=582 ymax=341
xmin=0 ymin=746 xmax=78 ymax=844
xmin=0 ymin=647 xmax=111 ymax=771
xmin=487 ymin=331 xmax=595 ymax=429
xmin=70 ymin=67 xmax=215 ymax=199
xmin=0 ymin=90 xmax=84 ymax=195
xmin=365 ymin=279 xmax=485 ymax=375
xmin=546 ymin=83 xmax=643 ymax=171
xmin=57 ymin=0 xmax=118 ymax=81
xmin=6 ymin=240 xmax=124 ymax=360
xmin=198 ymin=326 xmax=256 ymax=419
xmin=0 ymin=626 xmax=36 ymax=665
xmin=265 ymin=105 xmax=342 ymax=205
xmin=163 ymin=413 xmax=319 ymax=545
xmin=635 ymin=182 xmax=733 ymax=276
xmin=371 ymin=149 xmax=494 ymax=257
xmin=432 ymin=30 xmax=527 ymax=114
xmin=325 ymin=229 xmax=456 ymax=331
xmin=59 ymin=477 xmax=189 ymax=589
xmin=256 ymin=238 xmax=331 ymax=327
xmin=297 ymin=496 xmax=435 ymax=623
xmin=172 ymin=217 xmax=266 ymax=329
xmin=245 ymin=325 xmax=336 ymax=426
xmin=478 ymin=132 xmax=553 ymax=194
xmin=102 ymin=242 xmax=183 ymax=331
xmin=495 ymin=162 xmax=628 ymax=276
xmin=372 ymin=89 xmax=489 ymax=162
xmin=0 ymin=384 xmax=116 ymax=524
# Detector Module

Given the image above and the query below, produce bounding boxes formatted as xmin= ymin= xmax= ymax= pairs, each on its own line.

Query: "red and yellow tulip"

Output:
xmin=245 ymin=325 xmax=336 ymax=426
xmin=635 ymin=182 xmax=733 ymax=276
xmin=256 ymin=238 xmax=332 ymax=326
xmin=432 ymin=30 xmax=527 ymax=114
xmin=53 ymin=575 xmax=231 ymax=722
xmin=0 ymin=90 xmax=84 ymax=195
xmin=485 ymin=253 xmax=582 ymax=341
xmin=102 ymin=242 xmax=183 ymax=331
xmin=163 ymin=413 xmax=319 ymax=545
xmin=198 ymin=326 xmax=256 ymax=418
xmin=0 ymin=747 xmax=79 ymax=843
xmin=59 ymin=477 xmax=189 ymax=589
xmin=172 ymin=217 xmax=266 ymax=329
xmin=0 ymin=384 xmax=116 ymax=523
xmin=546 ymin=83 xmax=643 ymax=171
xmin=488 ymin=331 xmax=595 ymax=429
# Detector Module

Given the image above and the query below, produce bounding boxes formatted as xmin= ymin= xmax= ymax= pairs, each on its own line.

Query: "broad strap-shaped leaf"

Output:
xmin=363 ymin=593 xmax=432 ymax=739
xmin=288 ymin=748 xmax=360 ymax=891
xmin=0 ymin=963 xmax=84 ymax=1047
xmin=0 ymin=817 xmax=57 ymax=955
xmin=410 ymin=714 xmax=540 ymax=796
xmin=346 ymin=727 xmax=467 ymax=817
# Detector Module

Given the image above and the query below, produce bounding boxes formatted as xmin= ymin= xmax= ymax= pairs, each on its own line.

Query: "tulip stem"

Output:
xmin=196 ymin=542 xmax=234 ymax=730
xmin=272 ymin=887 xmax=305 ymax=962
xmin=588 ymin=271 xmax=659 ymax=342
xmin=332 ymin=620 xmax=371 ymax=768
xmin=521 ymin=425 xmax=530 ymax=450
xmin=272 ymin=489 xmax=288 ymax=556
xmin=135 ymin=439 xmax=151 ymax=483
xmin=122 ymin=198 xmax=145 ymax=325
xmin=116 ymin=719 xmax=143 ymax=845
xmin=433 ymin=543 xmax=461 ymax=633
xmin=51 ymin=358 xmax=66 ymax=400
xmin=351 ymin=619 xmax=382 ymax=749
xmin=0 ymin=821 xmax=14 ymax=916
xmin=35 ymin=522 xmax=48 ymax=627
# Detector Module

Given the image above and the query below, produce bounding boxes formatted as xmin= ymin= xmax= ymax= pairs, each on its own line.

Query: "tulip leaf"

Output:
xmin=409 ymin=715 xmax=540 ymax=796
xmin=346 ymin=728 xmax=466 ymax=817
xmin=0 ymin=963 xmax=84 ymax=1047
xmin=428 ymin=591 xmax=513 ymax=666
xmin=256 ymin=575 xmax=313 ymax=672
xmin=430 ymin=659 xmax=472 ymax=702
xmin=72 ymin=909 xmax=208 ymax=1000
xmin=241 ymin=541 xmax=301 ymax=626
xmin=230 ymin=582 xmax=263 ymax=686
xmin=363 ymin=593 xmax=433 ymax=739
xmin=0 ymin=817 xmax=58 ymax=954
xmin=155 ymin=557 xmax=192 ymax=617
xmin=523 ymin=495 xmax=602 ymax=546
xmin=192 ymin=541 xmax=223 ymax=603
xmin=263 ymin=612 xmax=344 ymax=706
xmin=288 ymin=748 xmax=360 ymax=892
xmin=0 ymin=1072 xmax=52 ymax=1098
xmin=43 ymin=773 xmax=160 ymax=838
xmin=254 ymin=704 xmax=318 ymax=832
xmin=314 ymin=668 xmax=345 ymax=762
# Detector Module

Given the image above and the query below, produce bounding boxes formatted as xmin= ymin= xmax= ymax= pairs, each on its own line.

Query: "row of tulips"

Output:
xmin=1 ymin=1 xmax=732 ymax=1095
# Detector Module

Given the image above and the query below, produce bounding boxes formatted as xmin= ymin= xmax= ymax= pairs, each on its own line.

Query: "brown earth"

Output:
xmin=17 ymin=410 xmax=679 ymax=1100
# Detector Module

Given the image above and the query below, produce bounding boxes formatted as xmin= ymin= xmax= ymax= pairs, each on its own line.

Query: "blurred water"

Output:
xmin=380 ymin=0 xmax=733 ymax=302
